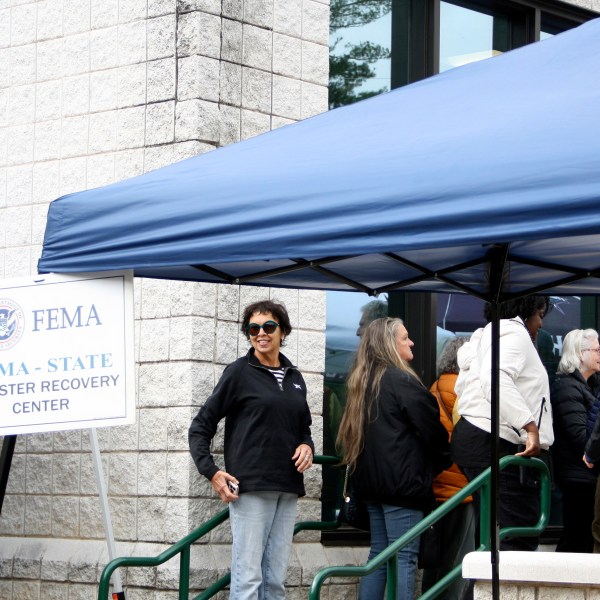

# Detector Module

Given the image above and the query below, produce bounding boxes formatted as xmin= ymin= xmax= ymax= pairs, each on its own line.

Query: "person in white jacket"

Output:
xmin=451 ymin=295 xmax=553 ymax=551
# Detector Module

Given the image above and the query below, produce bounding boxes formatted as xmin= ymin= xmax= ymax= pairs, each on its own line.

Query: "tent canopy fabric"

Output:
xmin=39 ymin=18 xmax=600 ymax=301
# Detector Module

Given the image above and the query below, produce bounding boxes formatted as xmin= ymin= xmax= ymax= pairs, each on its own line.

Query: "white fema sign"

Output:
xmin=0 ymin=271 xmax=135 ymax=435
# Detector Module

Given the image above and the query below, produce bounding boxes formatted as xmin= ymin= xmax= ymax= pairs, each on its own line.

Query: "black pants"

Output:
xmin=556 ymin=480 xmax=595 ymax=553
xmin=452 ymin=418 xmax=540 ymax=551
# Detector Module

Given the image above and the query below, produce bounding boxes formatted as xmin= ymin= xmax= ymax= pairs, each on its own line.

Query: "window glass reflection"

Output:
xmin=440 ymin=1 xmax=498 ymax=72
xmin=329 ymin=0 xmax=392 ymax=108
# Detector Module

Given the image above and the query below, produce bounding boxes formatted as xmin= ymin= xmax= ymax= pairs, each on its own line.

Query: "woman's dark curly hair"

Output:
xmin=241 ymin=300 xmax=292 ymax=344
xmin=484 ymin=295 xmax=552 ymax=322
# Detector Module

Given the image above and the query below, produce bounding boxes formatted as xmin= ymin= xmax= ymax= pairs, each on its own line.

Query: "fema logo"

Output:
xmin=0 ymin=298 xmax=25 ymax=350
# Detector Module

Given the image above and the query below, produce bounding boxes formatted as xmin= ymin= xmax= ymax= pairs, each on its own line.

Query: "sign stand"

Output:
xmin=90 ymin=428 xmax=125 ymax=600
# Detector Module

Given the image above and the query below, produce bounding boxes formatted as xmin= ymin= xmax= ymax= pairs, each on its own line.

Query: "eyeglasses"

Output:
xmin=246 ymin=321 xmax=279 ymax=336
xmin=583 ymin=347 xmax=600 ymax=354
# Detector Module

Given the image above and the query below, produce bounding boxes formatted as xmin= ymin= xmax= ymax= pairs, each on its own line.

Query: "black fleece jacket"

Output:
xmin=189 ymin=349 xmax=314 ymax=496
xmin=551 ymin=370 xmax=598 ymax=484
xmin=352 ymin=367 xmax=452 ymax=512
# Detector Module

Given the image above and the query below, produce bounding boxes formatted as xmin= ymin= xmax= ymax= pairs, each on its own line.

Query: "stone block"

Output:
xmin=5 ymin=455 xmax=25 ymax=494
xmin=149 ymin=0 xmax=177 ymax=17
xmin=139 ymin=408 xmax=169 ymax=451
xmin=140 ymin=277 xmax=172 ymax=318
xmin=219 ymin=104 xmax=241 ymax=146
xmin=240 ymin=108 xmax=270 ymax=140
xmin=25 ymin=454 xmax=53 ymax=494
xmin=79 ymin=496 xmax=104 ymax=538
xmin=138 ymin=362 xmax=170 ymax=408
xmin=147 ymin=14 xmax=175 ymax=60
xmin=221 ymin=17 xmax=242 ymax=63
xmin=51 ymin=496 xmax=80 ymax=537
xmin=241 ymin=67 xmax=271 ymax=113
xmin=242 ymin=24 xmax=272 ymax=71
xmin=301 ymin=40 xmax=329 ymax=86
xmin=79 ymin=452 xmax=108 ymax=496
xmin=60 ymin=114 xmax=89 ymax=158
xmin=137 ymin=497 xmax=167 ymax=541
xmin=109 ymin=452 xmax=139 ymax=494
xmin=170 ymin=316 xmax=216 ymax=361
xmin=178 ymin=0 xmax=221 ymax=13
xmin=36 ymin=0 xmax=63 ymax=41
xmin=165 ymin=498 xmax=189 ymax=541
xmin=0 ymin=494 xmax=25 ymax=535
xmin=62 ymin=33 xmax=90 ymax=77
xmin=52 ymin=453 xmax=81 ymax=495
xmin=303 ymin=371 xmax=325 ymax=416
xmin=301 ymin=81 xmax=328 ymax=119
xmin=170 ymin=281 xmax=217 ymax=317
xmin=0 ymin=580 xmax=12 ymax=598
xmin=145 ymin=100 xmax=175 ymax=145
xmin=88 ymin=109 xmax=118 ymax=153
xmin=4 ymin=206 xmax=31 ymax=246
xmin=169 ymin=360 xmax=217 ymax=406
xmin=216 ymin=285 xmax=240 ymax=321
xmin=0 ymin=9 xmax=8 ymax=49
xmin=118 ymin=20 xmax=147 ymax=66
xmin=34 ymin=119 xmax=61 ymax=163
xmin=68 ymin=583 xmax=98 ymax=600
xmin=115 ymin=148 xmax=145 ymax=180
xmin=37 ymin=582 xmax=71 ymax=599
xmin=177 ymin=54 xmax=220 ymax=102
xmin=244 ymin=0 xmax=273 ymax=28
xmin=147 ymin=56 xmax=176 ymax=102
xmin=6 ymin=124 xmax=34 ymax=165
xmin=166 ymin=452 xmax=191 ymax=497
xmin=110 ymin=497 xmax=138 ymax=541
xmin=4 ymin=246 xmax=31 ymax=278
xmin=58 ymin=156 xmax=87 ymax=195
xmin=12 ymin=580 xmax=40 ymax=599
xmin=119 ymin=0 xmax=147 ymax=23
xmin=63 ymin=0 xmax=91 ymax=35
xmin=90 ymin=26 xmax=119 ymax=71
xmin=118 ymin=62 xmax=147 ymax=108
xmin=87 ymin=153 xmax=117 ymax=189
xmin=8 ymin=84 xmax=35 ymax=124
xmin=303 ymin=0 xmax=330 ymax=45
xmin=219 ymin=61 xmax=242 ymax=107
xmin=299 ymin=290 xmax=326 ymax=330
xmin=67 ymin=543 xmax=102 ymax=583
xmin=109 ymin=421 xmax=140 ymax=450
xmin=53 ymin=429 xmax=83 ymax=452
xmin=166 ymin=407 xmax=194 ymax=452
xmin=222 ymin=0 xmax=243 ymax=20
xmin=273 ymin=33 xmax=302 ymax=79
xmin=139 ymin=318 xmax=170 ymax=362
xmin=143 ymin=143 xmax=175 ymax=172
xmin=89 ymin=68 xmax=119 ymax=112
xmin=91 ymin=0 xmax=118 ymax=29
xmin=116 ymin=105 xmax=146 ymax=150
xmin=215 ymin=320 xmax=240 ymax=364
xmin=138 ymin=452 xmax=168 ymax=496
xmin=24 ymin=495 xmax=52 ymax=536
xmin=176 ymin=11 xmax=221 ymax=59
xmin=175 ymin=98 xmax=219 ymax=143
xmin=10 ymin=43 xmax=36 ymax=86
xmin=272 ymin=75 xmax=302 ymax=120
xmin=11 ymin=2 xmax=37 ymax=45
xmin=35 ymin=80 xmax=62 ymax=121
xmin=62 ymin=74 xmax=90 ymax=117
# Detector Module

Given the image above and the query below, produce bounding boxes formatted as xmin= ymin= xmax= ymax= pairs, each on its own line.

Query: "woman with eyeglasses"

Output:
xmin=551 ymin=328 xmax=600 ymax=553
xmin=189 ymin=299 xmax=314 ymax=600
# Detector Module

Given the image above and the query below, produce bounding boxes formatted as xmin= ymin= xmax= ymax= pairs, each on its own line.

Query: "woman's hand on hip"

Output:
xmin=293 ymin=444 xmax=313 ymax=473
xmin=210 ymin=470 xmax=239 ymax=503
xmin=515 ymin=422 xmax=540 ymax=457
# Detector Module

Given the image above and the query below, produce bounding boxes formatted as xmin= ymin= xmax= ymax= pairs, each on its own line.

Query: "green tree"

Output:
xmin=329 ymin=0 xmax=392 ymax=108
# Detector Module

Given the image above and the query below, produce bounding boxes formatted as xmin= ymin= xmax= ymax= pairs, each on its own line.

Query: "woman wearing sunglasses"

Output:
xmin=189 ymin=299 xmax=314 ymax=600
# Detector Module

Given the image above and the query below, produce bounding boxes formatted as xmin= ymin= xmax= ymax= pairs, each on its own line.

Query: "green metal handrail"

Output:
xmin=97 ymin=454 xmax=341 ymax=600
xmin=309 ymin=454 xmax=551 ymax=600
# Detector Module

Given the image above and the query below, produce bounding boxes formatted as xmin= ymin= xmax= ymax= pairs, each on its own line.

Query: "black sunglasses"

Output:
xmin=247 ymin=320 xmax=280 ymax=336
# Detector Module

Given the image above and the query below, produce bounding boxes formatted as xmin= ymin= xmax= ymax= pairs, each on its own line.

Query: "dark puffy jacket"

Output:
xmin=352 ymin=367 xmax=452 ymax=512
xmin=551 ymin=371 xmax=598 ymax=484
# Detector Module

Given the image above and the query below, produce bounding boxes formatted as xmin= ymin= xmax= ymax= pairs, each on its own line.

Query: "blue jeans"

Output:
xmin=228 ymin=491 xmax=297 ymax=600
xmin=359 ymin=503 xmax=423 ymax=600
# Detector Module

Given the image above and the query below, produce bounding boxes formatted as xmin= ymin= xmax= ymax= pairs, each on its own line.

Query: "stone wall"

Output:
xmin=0 ymin=1 xmax=330 ymax=598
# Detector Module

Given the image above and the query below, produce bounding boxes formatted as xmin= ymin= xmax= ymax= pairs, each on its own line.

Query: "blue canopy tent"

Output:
xmin=37 ymin=17 xmax=600 ymax=597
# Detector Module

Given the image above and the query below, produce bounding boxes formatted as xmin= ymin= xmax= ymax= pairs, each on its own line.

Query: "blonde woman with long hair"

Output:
xmin=337 ymin=318 xmax=451 ymax=600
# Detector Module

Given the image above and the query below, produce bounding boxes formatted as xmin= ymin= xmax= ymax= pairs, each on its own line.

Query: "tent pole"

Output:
xmin=488 ymin=244 xmax=507 ymax=600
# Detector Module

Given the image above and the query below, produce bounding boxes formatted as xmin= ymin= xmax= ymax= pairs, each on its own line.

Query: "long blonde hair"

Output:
xmin=336 ymin=317 xmax=421 ymax=470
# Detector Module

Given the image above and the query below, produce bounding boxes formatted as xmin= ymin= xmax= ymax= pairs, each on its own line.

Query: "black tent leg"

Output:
xmin=0 ymin=435 xmax=17 ymax=514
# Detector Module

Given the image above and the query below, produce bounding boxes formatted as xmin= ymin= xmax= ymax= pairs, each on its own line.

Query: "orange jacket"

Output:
xmin=430 ymin=373 xmax=472 ymax=503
